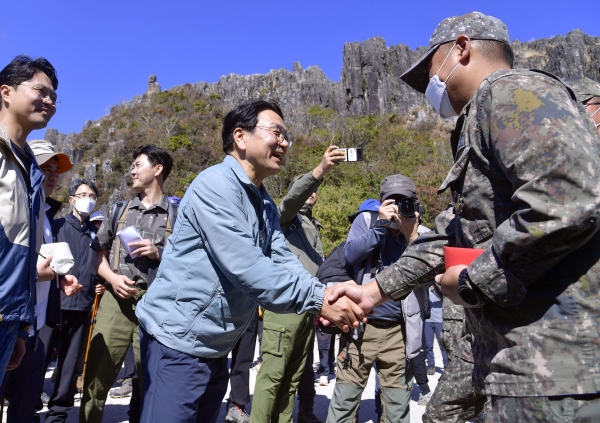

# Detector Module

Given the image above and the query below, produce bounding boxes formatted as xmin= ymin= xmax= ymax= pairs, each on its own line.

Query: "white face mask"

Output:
xmin=591 ymin=107 xmax=600 ymax=128
xmin=425 ymin=44 xmax=463 ymax=118
xmin=74 ymin=197 xmax=96 ymax=217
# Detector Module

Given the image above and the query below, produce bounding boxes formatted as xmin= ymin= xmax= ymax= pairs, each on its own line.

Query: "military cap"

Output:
xmin=565 ymin=77 xmax=600 ymax=103
xmin=400 ymin=11 xmax=510 ymax=93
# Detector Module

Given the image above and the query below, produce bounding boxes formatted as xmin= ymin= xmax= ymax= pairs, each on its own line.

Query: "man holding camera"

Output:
xmin=326 ymin=175 xmax=428 ymax=423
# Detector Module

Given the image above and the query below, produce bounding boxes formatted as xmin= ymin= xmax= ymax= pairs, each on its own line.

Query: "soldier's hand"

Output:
xmin=378 ymin=199 xmax=399 ymax=223
xmin=129 ymin=239 xmax=160 ymax=260
xmin=37 ymin=255 xmax=56 ymax=282
xmin=435 ymin=265 xmax=474 ymax=307
xmin=60 ymin=275 xmax=83 ymax=297
xmin=110 ymin=274 xmax=137 ymax=299
xmin=313 ymin=145 xmax=346 ymax=179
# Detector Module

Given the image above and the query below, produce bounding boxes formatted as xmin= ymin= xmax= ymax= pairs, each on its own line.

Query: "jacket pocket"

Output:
xmin=261 ymin=320 xmax=287 ymax=357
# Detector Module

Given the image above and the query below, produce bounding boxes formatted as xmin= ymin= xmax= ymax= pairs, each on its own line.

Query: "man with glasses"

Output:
xmin=80 ymin=145 xmax=174 ymax=423
xmin=135 ymin=100 xmax=366 ymax=423
xmin=45 ymin=178 xmax=107 ymax=423
xmin=0 ymin=55 xmax=60 ymax=383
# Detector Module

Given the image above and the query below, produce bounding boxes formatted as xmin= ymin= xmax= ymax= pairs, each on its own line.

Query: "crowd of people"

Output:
xmin=1 ymin=10 xmax=600 ymax=423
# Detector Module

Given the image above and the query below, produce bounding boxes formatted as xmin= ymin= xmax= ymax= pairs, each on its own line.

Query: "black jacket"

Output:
xmin=44 ymin=197 xmax=63 ymax=328
xmin=54 ymin=212 xmax=99 ymax=312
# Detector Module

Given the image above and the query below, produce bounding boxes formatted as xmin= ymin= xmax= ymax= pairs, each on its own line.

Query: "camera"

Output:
xmin=336 ymin=147 xmax=363 ymax=162
xmin=396 ymin=198 xmax=422 ymax=218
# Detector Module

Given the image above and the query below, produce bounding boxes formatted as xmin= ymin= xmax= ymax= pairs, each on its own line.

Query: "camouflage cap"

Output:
xmin=565 ymin=77 xmax=600 ymax=103
xmin=400 ymin=11 xmax=510 ymax=93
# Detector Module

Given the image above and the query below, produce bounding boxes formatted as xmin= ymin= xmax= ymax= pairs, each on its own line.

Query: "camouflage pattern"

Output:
xmin=401 ymin=11 xmax=510 ymax=93
xmin=378 ymin=68 xmax=600 ymax=397
xmin=440 ymin=298 xmax=465 ymax=360
xmin=422 ymin=356 xmax=486 ymax=423
xmin=565 ymin=76 xmax=600 ymax=103
xmin=485 ymin=394 xmax=600 ymax=422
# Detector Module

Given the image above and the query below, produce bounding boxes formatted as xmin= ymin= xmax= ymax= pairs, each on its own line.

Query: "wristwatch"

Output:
xmin=457 ymin=268 xmax=485 ymax=308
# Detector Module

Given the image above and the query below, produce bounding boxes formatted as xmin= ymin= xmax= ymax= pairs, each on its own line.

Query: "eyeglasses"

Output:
xmin=19 ymin=83 xmax=60 ymax=105
xmin=255 ymin=125 xmax=293 ymax=147
xmin=73 ymin=193 xmax=97 ymax=201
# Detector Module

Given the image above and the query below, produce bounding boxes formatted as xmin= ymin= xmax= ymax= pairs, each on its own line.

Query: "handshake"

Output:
xmin=318 ymin=279 xmax=389 ymax=331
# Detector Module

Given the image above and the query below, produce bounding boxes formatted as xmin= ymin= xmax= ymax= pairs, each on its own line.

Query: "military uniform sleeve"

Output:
xmin=278 ymin=171 xmax=321 ymax=225
xmin=468 ymin=74 xmax=600 ymax=305
xmin=376 ymin=206 xmax=455 ymax=300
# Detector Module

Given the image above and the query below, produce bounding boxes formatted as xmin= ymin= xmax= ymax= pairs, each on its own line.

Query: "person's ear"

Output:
xmin=233 ymin=127 xmax=246 ymax=152
xmin=0 ymin=85 xmax=12 ymax=107
xmin=154 ymin=164 xmax=164 ymax=178
xmin=455 ymin=35 xmax=472 ymax=61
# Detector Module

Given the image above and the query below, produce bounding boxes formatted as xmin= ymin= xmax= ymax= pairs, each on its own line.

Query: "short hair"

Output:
xmin=69 ymin=178 xmax=99 ymax=197
xmin=0 ymin=55 xmax=59 ymax=90
xmin=222 ymin=100 xmax=284 ymax=153
xmin=132 ymin=144 xmax=174 ymax=181
xmin=472 ymin=39 xmax=514 ymax=68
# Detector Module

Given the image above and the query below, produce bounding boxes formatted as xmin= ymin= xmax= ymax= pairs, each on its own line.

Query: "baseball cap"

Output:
xmin=380 ymin=175 xmax=416 ymax=201
xmin=565 ymin=77 xmax=600 ymax=103
xmin=89 ymin=211 xmax=105 ymax=222
xmin=28 ymin=139 xmax=73 ymax=174
xmin=400 ymin=11 xmax=510 ymax=93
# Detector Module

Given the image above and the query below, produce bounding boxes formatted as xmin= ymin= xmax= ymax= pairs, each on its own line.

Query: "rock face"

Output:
xmin=147 ymin=74 xmax=161 ymax=95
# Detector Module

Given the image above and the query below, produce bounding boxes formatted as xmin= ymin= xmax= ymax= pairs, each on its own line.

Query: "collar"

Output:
xmin=46 ymin=197 xmax=63 ymax=219
xmin=66 ymin=212 xmax=93 ymax=233
xmin=129 ymin=193 xmax=169 ymax=212
xmin=224 ymin=155 xmax=269 ymax=197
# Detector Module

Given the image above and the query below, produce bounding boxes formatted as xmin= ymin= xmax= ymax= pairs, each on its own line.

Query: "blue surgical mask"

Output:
xmin=426 ymin=44 xmax=463 ymax=119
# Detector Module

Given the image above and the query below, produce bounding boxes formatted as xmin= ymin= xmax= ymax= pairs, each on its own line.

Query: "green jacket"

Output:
xmin=278 ymin=172 xmax=324 ymax=276
xmin=376 ymin=69 xmax=600 ymax=397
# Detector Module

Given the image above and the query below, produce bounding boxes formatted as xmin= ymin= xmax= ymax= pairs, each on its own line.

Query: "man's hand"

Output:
xmin=95 ymin=283 xmax=106 ymax=295
xmin=435 ymin=264 xmax=471 ymax=307
xmin=378 ymin=199 xmax=398 ymax=224
xmin=109 ymin=274 xmax=137 ymax=299
xmin=129 ymin=239 xmax=160 ymax=260
xmin=60 ymin=275 xmax=83 ymax=297
xmin=320 ymin=282 xmax=367 ymax=332
xmin=392 ymin=211 xmax=420 ymax=244
xmin=37 ymin=255 xmax=56 ymax=282
xmin=6 ymin=338 xmax=26 ymax=370
xmin=312 ymin=145 xmax=346 ymax=180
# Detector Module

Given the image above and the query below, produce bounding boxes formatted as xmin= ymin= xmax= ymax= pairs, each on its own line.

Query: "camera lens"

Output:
xmin=397 ymin=198 xmax=416 ymax=217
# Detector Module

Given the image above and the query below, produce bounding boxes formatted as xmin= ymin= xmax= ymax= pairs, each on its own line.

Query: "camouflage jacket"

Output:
xmin=377 ymin=68 xmax=600 ymax=397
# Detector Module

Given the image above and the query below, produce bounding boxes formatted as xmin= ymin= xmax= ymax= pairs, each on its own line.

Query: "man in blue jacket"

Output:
xmin=0 ymin=56 xmax=59 ymax=382
xmin=136 ymin=100 xmax=365 ymax=423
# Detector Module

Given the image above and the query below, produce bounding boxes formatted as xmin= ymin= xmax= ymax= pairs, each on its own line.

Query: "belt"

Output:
xmin=367 ymin=319 xmax=401 ymax=329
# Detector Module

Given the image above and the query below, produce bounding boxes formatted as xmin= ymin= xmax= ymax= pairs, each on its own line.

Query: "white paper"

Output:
xmin=37 ymin=242 xmax=74 ymax=275
xmin=116 ymin=225 xmax=144 ymax=258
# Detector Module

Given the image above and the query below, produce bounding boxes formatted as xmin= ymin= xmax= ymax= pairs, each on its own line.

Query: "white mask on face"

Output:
xmin=426 ymin=43 xmax=463 ymax=118
xmin=74 ymin=197 xmax=96 ymax=217
xmin=591 ymin=107 xmax=600 ymax=128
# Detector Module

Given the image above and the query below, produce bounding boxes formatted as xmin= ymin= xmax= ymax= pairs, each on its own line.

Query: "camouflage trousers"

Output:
xmin=422 ymin=340 xmax=486 ymax=423
xmin=485 ymin=394 xmax=600 ymax=423
xmin=440 ymin=318 xmax=462 ymax=359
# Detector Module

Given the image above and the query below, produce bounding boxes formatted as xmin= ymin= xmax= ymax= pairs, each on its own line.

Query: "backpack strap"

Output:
xmin=283 ymin=214 xmax=303 ymax=237
xmin=165 ymin=202 xmax=178 ymax=245
xmin=111 ymin=200 xmax=131 ymax=273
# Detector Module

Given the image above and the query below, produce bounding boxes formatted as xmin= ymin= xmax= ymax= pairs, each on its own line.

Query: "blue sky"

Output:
xmin=1 ymin=0 xmax=598 ymax=140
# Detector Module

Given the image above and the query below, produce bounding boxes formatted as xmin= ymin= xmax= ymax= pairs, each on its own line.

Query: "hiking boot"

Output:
xmin=427 ymin=365 xmax=435 ymax=375
xmin=224 ymin=403 xmax=250 ymax=423
xmin=109 ymin=377 xmax=133 ymax=398
xmin=298 ymin=404 xmax=322 ymax=423
xmin=418 ymin=391 xmax=433 ymax=406
xmin=318 ymin=375 xmax=329 ymax=386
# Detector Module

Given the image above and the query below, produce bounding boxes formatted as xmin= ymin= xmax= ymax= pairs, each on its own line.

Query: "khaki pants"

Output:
xmin=250 ymin=310 xmax=314 ymax=423
xmin=80 ymin=286 xmax=145 ymax=423
xmin=326 ymin=321 xmax=413 ymax=423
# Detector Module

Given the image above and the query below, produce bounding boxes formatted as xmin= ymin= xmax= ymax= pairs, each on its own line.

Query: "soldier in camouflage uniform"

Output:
xmin=329 ymin=12 xmax=600 ymax=422
xmin=566 ymin=76 xmax=600 ymax=136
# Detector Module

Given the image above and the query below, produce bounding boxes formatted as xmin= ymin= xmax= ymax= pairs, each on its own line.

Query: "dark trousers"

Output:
xmin=227 ymin=311 xmax=259 ymax=407
xmin=316 ymin=331 xmax=335 ymax=375
xmin=297 ymin=330 xmax=316 ymax=405
xmin=45 ymin=310 xmax=88 ymax=423
xmin=139 ymin=327 xmax=229 ymax=423
xmin=38 ymin=323 xmax=60 ymax=374
xmin=413 ymin=347 xmax=430 ymax=395
xmin=1 ymin=334 xmax=46 ymax=423
xmin=123 ymin=342 xmax=137 ymax=379
xmin=424 ymin=322 xmax=447 ymax=368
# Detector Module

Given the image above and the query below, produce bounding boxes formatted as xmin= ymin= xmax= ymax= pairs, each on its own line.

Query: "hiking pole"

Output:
xmin=81 ymin=293 xmax=101 ymax=392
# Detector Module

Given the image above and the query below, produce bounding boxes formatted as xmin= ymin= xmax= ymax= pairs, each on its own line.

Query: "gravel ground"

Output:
xmin=21 ymin=337 xmax=444 ymax=423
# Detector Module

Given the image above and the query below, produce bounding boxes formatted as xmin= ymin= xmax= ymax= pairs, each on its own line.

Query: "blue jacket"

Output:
xmin=0 ymin=126 xmax=45 ymax=325
xmin=136 ymin=155 xmax=325 ymax=358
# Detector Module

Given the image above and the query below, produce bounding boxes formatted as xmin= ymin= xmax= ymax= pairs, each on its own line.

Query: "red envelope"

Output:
xmin=444 ymin=246 xmax=485 ymax=270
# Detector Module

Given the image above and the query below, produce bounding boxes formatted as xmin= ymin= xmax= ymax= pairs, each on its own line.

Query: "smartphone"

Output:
xmin=336 ymin=147 xmax=363 ymax=162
